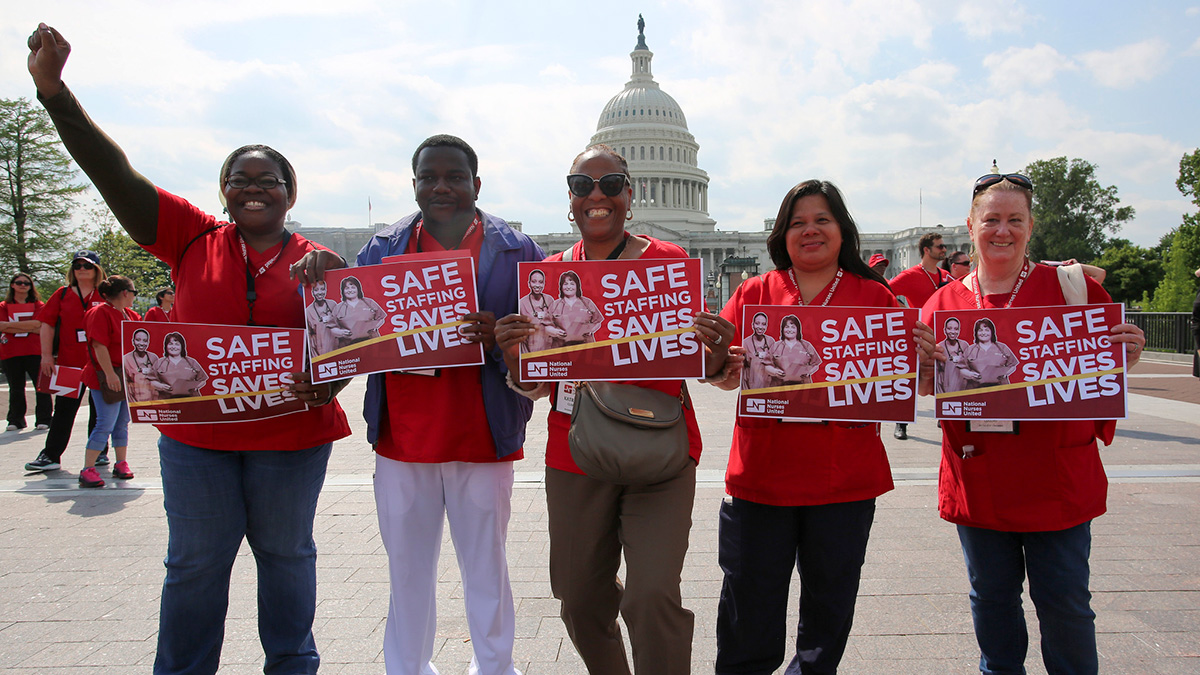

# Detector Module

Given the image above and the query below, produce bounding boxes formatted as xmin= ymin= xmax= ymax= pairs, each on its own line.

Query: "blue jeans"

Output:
xmin=154 ymin=435 xmax=332 ymax=675
xmin=957 ymin=522 xmax=1097 ymax=675
xmin=86 ymin=389 xmax=130 ymax=452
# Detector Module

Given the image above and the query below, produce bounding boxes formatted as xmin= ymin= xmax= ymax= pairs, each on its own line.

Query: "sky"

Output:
xmin=2 ymin=1 xmax=1197 ymax=248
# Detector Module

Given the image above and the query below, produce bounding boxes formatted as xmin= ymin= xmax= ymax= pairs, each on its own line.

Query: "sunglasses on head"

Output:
xmin=72 ymin=260 xmax=96 ymax=271
xmin=973 ymin=173 xmax=1033 ymax=196
xmin=567 ymin=173 xmax=629 ymax=198
xmin=12 ymin=279 xmax=32 ymax=286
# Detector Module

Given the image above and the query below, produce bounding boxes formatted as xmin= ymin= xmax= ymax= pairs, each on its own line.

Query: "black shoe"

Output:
xmin=25 ymin=452 xmax=61 ymax=472
xmin=95 ymin=449 xmax=110 ymax=467
xmin=893 ymin=424 xmax=908 ymax=440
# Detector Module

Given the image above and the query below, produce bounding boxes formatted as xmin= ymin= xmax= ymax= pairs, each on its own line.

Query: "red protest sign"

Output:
xmin=932 ymin=304 xmax=1126 ymax=421
xmin=37 ymin=365 xmax=84 ymax=399
xmin=738 ymin=305 xmax=919 ymax=422
xmin=306 ymin=253 xmax=483 ymax=383
xmin=516 ymin=258 xmax=705 ymax=381
xmin=121 ymin=322 xmax=308 ymax=424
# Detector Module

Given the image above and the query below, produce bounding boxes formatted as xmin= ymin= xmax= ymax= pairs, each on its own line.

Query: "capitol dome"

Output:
xmin=589 ymin=19 xmax=715 ymax=233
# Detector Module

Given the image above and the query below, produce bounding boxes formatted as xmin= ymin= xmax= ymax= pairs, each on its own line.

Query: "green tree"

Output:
xmin=1023 ymin=157 xmax=1134 ymax=263
xmin=0 ymin=97 xmax=87 ymax=278
xmin=1092 ymin=239 xmax=1162 ymax=307
xmin=81 ymin=200 xmax=171 ymax=311
xmin=1147 ymin=150 xmax=1200 ymax=311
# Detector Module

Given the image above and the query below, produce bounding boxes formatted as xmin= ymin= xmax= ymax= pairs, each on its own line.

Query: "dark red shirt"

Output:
xmin=36 ymin=286 xmax=104 ymax=368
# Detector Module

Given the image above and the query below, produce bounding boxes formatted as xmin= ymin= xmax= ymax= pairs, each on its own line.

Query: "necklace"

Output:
xmin=969 ymin=259 xmax=1031 ymax=309
xmin=788 ymin=267 xmax=843 ymax=306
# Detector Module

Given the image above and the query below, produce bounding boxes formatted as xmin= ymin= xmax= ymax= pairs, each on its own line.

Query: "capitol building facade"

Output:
xmin=296 ymin=20 xmax=969 ymax=305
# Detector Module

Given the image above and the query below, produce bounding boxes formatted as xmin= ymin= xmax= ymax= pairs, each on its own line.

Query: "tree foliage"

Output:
xmin=0 ymin=97 xmax=87 ymax=279
xmin=1092 ymin=239 xmax=1161 ymax=307
xmin=1023 ymin=157 xmax=1134 ymax=263
xmin=81 ymin=200 xmax=172 ymax=311
xmin=1146 ymin=150 xmax=1200 ymax=312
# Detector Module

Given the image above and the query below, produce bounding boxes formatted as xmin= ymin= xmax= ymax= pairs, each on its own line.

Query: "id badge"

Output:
xmin=553 ymin=381 xmax=576 ymax=415
xmin=966 ymin=420 xmax=1018 ymax=434
xmin=76 ymin=329 xmax=87 ymax=343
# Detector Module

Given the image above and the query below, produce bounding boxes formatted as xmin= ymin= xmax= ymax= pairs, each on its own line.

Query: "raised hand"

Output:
xmin=27 ymin=23 xmax=70 ymax=98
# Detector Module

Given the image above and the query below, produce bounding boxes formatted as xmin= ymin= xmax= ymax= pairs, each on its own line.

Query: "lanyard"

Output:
xmin=415 ymin=215 xmax=480 ymax=252
xmin=969 ymin=260 xmax=1030 ymax=309
xmin=239 ymin=231 xmax=291 ymax=326
xmin=788 ymin=268 xmax=843 ymax=306
xmin=921 ymin=265 xmax=945 ymax=291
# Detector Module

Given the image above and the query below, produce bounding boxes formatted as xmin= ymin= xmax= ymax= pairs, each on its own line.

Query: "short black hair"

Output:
xmin=220 ymin=144 xmax=298 ymax=205
xmin=571 ymin=144 xmax=630 ymax=178
xmin=412 ymin=135 xmax=479 ymax=177
xmin=919 ymin=232 xmax=943 ymax=256
xmin=97 ymin=275 xmax=135 ymax=300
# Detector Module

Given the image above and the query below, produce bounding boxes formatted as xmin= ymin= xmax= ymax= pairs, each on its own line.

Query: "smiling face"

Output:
xmin=944 ymin=319 xmax=960 ymax=341
xmin=976 ymin=323 xmax=993 ymax=343
xmin=341 ymin=281 xmax=359 ymax=301
xmin=223 ymin=151 xmax=291 ymax=235
xmin=782 ymin=319 xmax=798 ymax=340
xmin=167 ymin=336 xmax=183 ymax=356
xmin=312 ymin=281 xmax=327 ymax=302
xmin=569 ymin=151 xmax=632 ymax=248
xmin=413 ymin=145 xmax=480 ymax=231
xmin=133 ymin=330 xmax=150 ymax=353
xmin=785 ymin=194 xmax=843 ymax=275
xmin=561 ymin=277 xmax=578 ymax=298
xmin=969 ymin=190 xmax=1032 ymax=272
xmin=752 ymin=313 xmax=768 ymax=337
xmin=528 ymin=272 xmax=545 ymax=295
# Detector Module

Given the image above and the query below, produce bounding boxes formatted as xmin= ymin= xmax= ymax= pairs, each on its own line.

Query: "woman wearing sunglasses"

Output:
xmin=497 ymin=144 xmax=736 ymax=673
xmin=920 ymin=172 xmax=1146 ymax=674
xmin=708 ymin=180 xmax=935 ymax=675
xmin=77 ymin=275 xmax=140 ymax=488
xmin=23 ymin=251 xmax=107 ymax=473
xmin=2 ymin=272 xmax=53 ymax=433
xmin=29 ymin=23 xmax=350 ymax=674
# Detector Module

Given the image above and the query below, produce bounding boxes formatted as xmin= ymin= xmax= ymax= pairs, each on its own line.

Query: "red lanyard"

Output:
xmin=969 ymin=260 xmax=1030 ymax=309
xmin=415 ymin=215 xmax=480 ymax=252
xmin=788 ymin=268 xmax=843 ymax=306
xmin=238 ymin=231 xmax=291 ymax=326
xmin=239 ymin=233 xmax=288 ymax=278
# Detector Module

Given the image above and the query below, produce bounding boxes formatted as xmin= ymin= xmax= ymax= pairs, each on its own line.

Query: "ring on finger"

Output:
xmin=713 ymin=334 xmax=723 ymax=345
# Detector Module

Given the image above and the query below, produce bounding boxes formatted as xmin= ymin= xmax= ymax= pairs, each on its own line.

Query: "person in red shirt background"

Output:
xmin=888 ymin=232 xmax=951 ymax=440
xmin=24 ymin=251 xmax=107 ymax=472
xmin=143 ymin=287 xmax=174 ymax=322
xmin=2 ymin=272 xmax=52 ymax=432
xmin=78 ymin=275 xmax=139 ymax=488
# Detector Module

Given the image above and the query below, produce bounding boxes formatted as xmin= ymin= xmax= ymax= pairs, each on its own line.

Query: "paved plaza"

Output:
xmin=1 ymin=357 xmax=1198 ymax=673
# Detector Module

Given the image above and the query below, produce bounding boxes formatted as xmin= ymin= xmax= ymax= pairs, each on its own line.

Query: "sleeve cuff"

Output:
xmin=505 ymin=371 xmax=551 ymax=400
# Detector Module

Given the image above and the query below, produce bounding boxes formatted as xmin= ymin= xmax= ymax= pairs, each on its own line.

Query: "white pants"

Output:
xmin=374 ymin=456 xmax=521 ymax=675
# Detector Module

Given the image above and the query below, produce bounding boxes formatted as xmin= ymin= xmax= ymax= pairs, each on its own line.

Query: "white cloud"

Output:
xmin=983 ymin=44 xmax=1075 ymax=91
xmin=1079 ymin=38 xmax=1170 ymax=88
xmin=954 ymin=0 xmax=1032 ymax=38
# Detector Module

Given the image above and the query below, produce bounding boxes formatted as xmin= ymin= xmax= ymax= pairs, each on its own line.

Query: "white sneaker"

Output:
xmin=5 ymin=425 xmax=18 ymax=432
xmin=35 ymin=424 xmax=49 ymax=431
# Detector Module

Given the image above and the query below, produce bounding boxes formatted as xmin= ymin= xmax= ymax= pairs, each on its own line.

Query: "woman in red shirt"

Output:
xmin=78 ymin=275 xmax=139 ymax=488
xmin=710 ymin=180 xmax=934 ymax=674
xmin=30 ymin=24 xmax=350 ymax=674
xmin=1 ymin=272 xmax=52 ymax=432
xmin=497 ymin=145 xmax=737 ymax=674
xmin=920 ymin=173 xmax=1146 ymax=674
xmin=24 ymin=251 xmax=107 ymax=472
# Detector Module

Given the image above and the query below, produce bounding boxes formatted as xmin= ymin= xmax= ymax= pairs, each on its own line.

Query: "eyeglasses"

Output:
xmin=973 ymin=173 xmax=1033 ymax=196
xmin=567 ymin=173 xmax=629 ymax=198
xmin=12 ymin=280 xmax=32 ymax=286
xmin=934 ymin=244 xmax=948 ymax=250
xmin=72 ymin=260 xmax=96 ymax=271
xmin=127 ymin=289 xmax=139 ymax=296
xmin=951 ymin=260 xmax=970 ymax=267
xmin=225 ymin=175 xmax=287 ymax=190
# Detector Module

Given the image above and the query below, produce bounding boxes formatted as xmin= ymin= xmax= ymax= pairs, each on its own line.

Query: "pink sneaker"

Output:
xmin=112 ymin=461 xmax=135 ymax=480
xmin=79 ymin=467 xmax=105 ymax=488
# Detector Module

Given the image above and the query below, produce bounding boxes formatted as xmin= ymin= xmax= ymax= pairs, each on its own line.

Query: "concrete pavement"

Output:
xmin=1 ymin=357 xmax=1198 ymax=673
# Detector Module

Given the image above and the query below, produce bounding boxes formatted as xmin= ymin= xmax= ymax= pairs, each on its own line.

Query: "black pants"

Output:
xmin=716 ymin=497 xmax=876 ymax=675
xmin=41 ymin=391 xmax=99 ymax=463
xmin=3 ymin=355 xmax=52 ymax=428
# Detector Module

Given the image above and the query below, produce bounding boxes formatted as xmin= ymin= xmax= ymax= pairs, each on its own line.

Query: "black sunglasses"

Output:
xmin=12 ymin=279 xmax=32 ymax=286
xmin=973 ymin=173 xmax=1033 ymax=196
xmin=567 ymin=173 xmax=629 ymax=198
xmin=951 ymin=259 xmax=970 ymax=267
xmin=72 ymin=260 xmax=96 ymax=271
xmin=225 ymin=175 xmax=287 ymax=190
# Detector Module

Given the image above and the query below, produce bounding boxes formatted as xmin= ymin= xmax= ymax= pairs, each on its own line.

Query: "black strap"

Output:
xmin=179 ymin=224 xmax=222 ymax=266
xmin=606 ymin=236 xmax=628 ymax=260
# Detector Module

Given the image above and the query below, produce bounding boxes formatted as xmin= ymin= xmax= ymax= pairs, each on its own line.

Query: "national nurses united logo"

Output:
xmin=138 ymin=409 xmax=159 ymax=421
xmin=317 ymin=362 xmax=339 ymax=380
xmin=942 ymin=401 xmax=962 ymax=415
xmin=527 ymin=362 xmax=547 ymax=378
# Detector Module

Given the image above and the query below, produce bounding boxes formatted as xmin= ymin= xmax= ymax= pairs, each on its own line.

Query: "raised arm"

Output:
xmin=28 ymin=23 xmax=159 ymax=245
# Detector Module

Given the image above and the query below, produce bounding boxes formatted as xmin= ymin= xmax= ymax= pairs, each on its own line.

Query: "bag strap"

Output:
xmin=1057 ymin=264 xmax=1088 ymax=305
